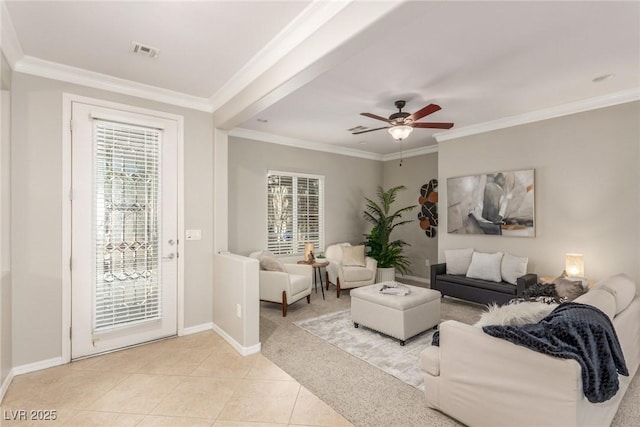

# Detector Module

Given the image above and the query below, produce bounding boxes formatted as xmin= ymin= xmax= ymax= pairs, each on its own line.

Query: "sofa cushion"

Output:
xmin=420 ymin=345 xmax=440 ymax=376
xmin=439 ymin=275 xmax=518 ymax=295
xmin=467 ymin=252 xmax=504 ymax=282
xmin=573 ymin=288 xmax=616 ymax=319
xmin=593 ymin=274 xmax=636 ymax=314
xmin=342 ymin=266 xmax=374 ymax=282
xmin=342 ymin=245 xmax=366 ymax=267
xmin=501 ymin=253 xmax=528 ymax=285
xmin=445 ymin=248 xmax=474 ymax=275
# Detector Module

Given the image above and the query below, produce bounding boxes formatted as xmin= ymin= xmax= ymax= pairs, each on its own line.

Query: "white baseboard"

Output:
xmin=12 ymin=357 xmax=63 ymax=376
xmin=0 ymin=369 xmax=15 ymax=403
xmin=179 ymin=322 xmax=213 ymax=336
xmin=211 ymin=322 xmax=261 ymax=356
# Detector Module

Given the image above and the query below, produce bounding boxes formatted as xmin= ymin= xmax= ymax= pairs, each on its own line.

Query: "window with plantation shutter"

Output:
xmin=94 ymin=120 xmax=161 ymax=331
xmin=267 ymin=171 xmax=324 ymax=255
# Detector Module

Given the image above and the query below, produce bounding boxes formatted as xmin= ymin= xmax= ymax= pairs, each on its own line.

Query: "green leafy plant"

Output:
xmin=362 ymin=185 xmax=416 ymax=274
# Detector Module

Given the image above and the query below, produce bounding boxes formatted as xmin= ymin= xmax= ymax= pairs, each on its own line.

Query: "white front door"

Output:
xmin=71 ymin=102 xmax=178 ymax=359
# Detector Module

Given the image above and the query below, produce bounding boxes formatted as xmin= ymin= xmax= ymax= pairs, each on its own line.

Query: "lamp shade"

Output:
xmin=304 ymin=243 xmax=315 ymax=263
xmin=565 ymin=253 xmax=584 ymax=277
xmin=387 ymin=125 xmax=413 ymax=141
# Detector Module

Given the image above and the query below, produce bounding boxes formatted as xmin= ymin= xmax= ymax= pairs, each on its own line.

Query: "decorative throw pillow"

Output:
xmin=553 ymin=277 xmax=587 ymax=301
xmin=501 ymin=252 xmax=528 ymax=285
xmin=540 ymin=270 xmax=569 ymax=285
xmin=259 ymin=254 xmax=286 ymax=272
xmin=444 ymin=248 xmax=474 ymax=275
xmin=341 ymin=245 xmax=366 ymax=267
xmin=474 ymin=302 xmax=558 ymax=327
xmin=466 ymin=251 xmax=504 ymax=282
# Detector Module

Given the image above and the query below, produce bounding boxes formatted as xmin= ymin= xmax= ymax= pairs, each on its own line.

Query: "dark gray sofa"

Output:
xmin=430 ymin=262 xmax=537 ymax=305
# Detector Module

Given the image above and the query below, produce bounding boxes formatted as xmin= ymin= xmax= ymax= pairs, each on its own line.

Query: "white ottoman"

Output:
xmin=350 ymin=283 xmax=441 ymax=345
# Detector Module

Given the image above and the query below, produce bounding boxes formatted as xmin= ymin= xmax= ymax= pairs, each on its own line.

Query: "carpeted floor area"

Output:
xmin=259 ymin=280 xmax=640 ymax=427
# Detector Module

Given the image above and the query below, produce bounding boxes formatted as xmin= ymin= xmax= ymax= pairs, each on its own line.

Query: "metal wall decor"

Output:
xmin=418 ymin=179 xmax=438 ymax=238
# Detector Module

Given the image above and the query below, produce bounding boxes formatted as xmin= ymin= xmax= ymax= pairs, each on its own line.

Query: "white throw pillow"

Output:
xmin=259 ymin=253 xmax=286 ymax=272
xmin=444 ymin=248 xmax=474 ymax=275
xmin=474 ymin=302 xmax=558 ymax=327
xmin=466 ymin=251 xmax=504 ymax=282
xmin=341 ymin=245 xmax=366 ymax=267
xmin=501 ymin=252 xmax=529 ymax=285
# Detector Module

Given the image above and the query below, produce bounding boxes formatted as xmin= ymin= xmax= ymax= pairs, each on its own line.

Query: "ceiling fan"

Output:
xmin=353 ymin=100 xmax=454 ymax=141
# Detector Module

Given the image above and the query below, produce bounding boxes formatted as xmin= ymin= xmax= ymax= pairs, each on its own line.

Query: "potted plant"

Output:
xmin=362 ymin=185 xmax=416 ymax=282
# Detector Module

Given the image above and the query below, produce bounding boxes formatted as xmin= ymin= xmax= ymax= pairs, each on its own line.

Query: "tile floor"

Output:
xmin=1 ymin=331 xmax=354 ymax=427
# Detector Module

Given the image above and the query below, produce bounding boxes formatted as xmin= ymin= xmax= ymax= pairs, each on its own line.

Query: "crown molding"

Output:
xmin=1 ymin=2 xmax=211 ymax=111
xmin=436 ymin=87 xmax=640 ymax=142
xmin=2 ymin=0 xmax=353 ymax=114
xmin=381 ymin=144 xmax=438 ymax=161
xmin=230 ymin=127 xmax=441 ymax=162
xmin=1 ymin=1 xmax=24 ymax=67
xmin=14 ymin=55 xmax=213 ymax=112
xmin=208 ymin=0 xmax=352 ymax=111
xmin=229 ymin=127 xmax=384 ymax=161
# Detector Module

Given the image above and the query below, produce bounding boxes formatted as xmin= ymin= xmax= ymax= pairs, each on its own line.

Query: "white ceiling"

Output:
xmin=4 ymin=1 xmax=640 ymax=156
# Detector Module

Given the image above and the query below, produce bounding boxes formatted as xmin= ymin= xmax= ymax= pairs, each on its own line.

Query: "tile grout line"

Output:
xmin=80 ymin=370 xmax=133 ymax=409
xmin=143 ymin=373 xmax=192 ymax=419
xmin=288 ymin=383 xmax=303 ymax=426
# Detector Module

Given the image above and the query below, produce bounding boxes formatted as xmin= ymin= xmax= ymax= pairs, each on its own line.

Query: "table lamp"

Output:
xmin=565 ymin=253 xmax=584 ymax=278
xmin=304 ymin=243 xmax=315 ymax=263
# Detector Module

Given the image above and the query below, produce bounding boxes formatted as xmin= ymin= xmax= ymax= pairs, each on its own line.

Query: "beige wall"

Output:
xmin=1 ymin=53 xmax=12 ymax=386
xmin=8 ymin=68 xmax=635 ymax=370
xmin=228 ymin=136 xmax=382 ymax=254
xmin=383 ymin=152 xmax=438 ymax=281
xmin=11 ymin=73 xmax=214 ymax=366
xmin=439 ymin=101 xmax=640 ymax=283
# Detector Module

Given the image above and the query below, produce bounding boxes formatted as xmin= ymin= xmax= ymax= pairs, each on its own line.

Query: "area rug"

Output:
xmin=294 ymin=309 xmax=436 ymax=391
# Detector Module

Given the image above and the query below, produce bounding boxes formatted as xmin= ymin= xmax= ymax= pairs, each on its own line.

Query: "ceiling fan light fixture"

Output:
xmin=388 ymin=125 xmax=413 ymax=141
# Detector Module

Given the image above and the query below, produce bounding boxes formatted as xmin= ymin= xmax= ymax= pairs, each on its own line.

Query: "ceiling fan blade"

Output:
xmin=361 ymin=112 xmax=391 ymax=123
xmin=352 ymin=126 xmax=390 ymax=135
xmin=407 ymin=104 xmax=441 ymax=122
xmin=412 ymin=122 xmax=454 ymax=129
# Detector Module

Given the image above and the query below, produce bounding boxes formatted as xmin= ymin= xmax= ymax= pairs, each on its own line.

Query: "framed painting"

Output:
xmin=447 ymin=169 xmax=535 ymax=237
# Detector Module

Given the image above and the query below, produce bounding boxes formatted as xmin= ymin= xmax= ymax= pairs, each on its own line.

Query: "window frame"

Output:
xmin=266 ymin=170 xmax=325 ymax=256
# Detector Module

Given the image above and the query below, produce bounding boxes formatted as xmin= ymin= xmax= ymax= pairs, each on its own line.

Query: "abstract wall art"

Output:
xmin=447 ymin=169 xmax=535 ymax=237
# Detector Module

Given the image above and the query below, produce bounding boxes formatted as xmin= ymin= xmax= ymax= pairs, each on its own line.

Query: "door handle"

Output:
xmin=162 ymin=253 xmax=175 ymax=260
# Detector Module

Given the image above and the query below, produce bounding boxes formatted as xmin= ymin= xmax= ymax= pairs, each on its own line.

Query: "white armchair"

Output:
xmin=324 ymin=243 xmax=377 ymax=298
xmin=250 ymin=251 xmax=313 ymax=316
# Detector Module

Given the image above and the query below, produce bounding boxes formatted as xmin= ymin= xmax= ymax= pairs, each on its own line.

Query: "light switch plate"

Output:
xmin=185 ymin=229 xmax=202 ymax=240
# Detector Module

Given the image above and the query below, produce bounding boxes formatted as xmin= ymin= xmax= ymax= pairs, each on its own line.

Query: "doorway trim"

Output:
xmin=61 ymin=93 xmax=185 ymax=363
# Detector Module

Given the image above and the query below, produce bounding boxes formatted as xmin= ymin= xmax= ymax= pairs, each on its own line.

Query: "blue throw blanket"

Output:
xmin=483 ymin=302 xmax=628 ymax=403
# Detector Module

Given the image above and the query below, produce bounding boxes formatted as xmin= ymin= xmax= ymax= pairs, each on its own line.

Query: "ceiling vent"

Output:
xmin=130 ymin=41 xmax=159 ymax=59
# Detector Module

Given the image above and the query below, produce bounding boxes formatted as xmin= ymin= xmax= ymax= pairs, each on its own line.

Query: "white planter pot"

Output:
xmin=376 ymin=267 xmax=396 ymax=283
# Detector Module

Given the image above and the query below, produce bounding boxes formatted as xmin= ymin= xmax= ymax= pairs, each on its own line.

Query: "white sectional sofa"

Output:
xmin=420 ymin=274 xmax=640 ymax=427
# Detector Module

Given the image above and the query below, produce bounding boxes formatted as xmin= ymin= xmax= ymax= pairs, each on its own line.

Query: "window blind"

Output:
xmin=94 ymin=120 xmax=162 ymax=331
xmin=267 ymin=172 xmax=324 ymax=255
